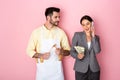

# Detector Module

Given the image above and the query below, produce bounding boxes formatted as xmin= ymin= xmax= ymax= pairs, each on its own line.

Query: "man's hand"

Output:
xmin=55 ymin=48 xmax=63 ymax=55
xmin=55 ymin=48 xmax=64 ymax=61
xmin=33 ymin=52 xmax=50 ymax=63
xmin=42 ymin=52 xmax=50 ymax=60
xmin=33 ymin=52 xmax=50 ymax=60
xmin=55 ymin=48 xmax=70 ymax=56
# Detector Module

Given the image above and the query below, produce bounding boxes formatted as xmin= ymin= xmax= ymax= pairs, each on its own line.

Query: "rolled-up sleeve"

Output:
xmin=26 ymin=31 xmax=37 ymax=58
xmin=61 ymin=31 xmax=70 ymax=51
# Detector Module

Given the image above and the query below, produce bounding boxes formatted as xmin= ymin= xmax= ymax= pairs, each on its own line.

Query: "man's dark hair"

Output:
xmin=45 ymin=7 xmax=60 ymax=17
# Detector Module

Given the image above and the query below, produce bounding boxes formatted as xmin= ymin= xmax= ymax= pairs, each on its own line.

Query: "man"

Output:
xmin=26 ymin=7 xmax=70 ymax=80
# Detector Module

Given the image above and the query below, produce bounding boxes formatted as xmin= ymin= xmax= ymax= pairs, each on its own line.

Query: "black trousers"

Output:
xmin=75 ymin=67 xmax=100 ymax=80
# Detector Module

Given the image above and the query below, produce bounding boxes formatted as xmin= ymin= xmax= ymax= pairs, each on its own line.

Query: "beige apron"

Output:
xmin=36 ymin=27 xmax=64 ymax=80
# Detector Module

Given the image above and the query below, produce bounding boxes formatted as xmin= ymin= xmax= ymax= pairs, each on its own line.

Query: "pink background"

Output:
xmin=0 ymin=0 xmax=120 ymax=80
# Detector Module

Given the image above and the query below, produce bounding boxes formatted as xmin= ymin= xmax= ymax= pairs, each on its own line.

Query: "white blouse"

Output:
xmin=87 ymin=42 xmax=91 ymax=49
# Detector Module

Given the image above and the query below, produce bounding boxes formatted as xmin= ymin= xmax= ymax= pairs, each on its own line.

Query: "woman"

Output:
xmin=70 ymin=15 xmax=101 ymax=80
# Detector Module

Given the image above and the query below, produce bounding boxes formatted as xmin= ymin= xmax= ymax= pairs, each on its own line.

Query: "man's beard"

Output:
xmin=50 ymin=20 xmax=59 ymax=26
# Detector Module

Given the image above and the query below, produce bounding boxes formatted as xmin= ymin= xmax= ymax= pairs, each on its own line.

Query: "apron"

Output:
xmin=36 ymin=27 xmax=64 ymax=80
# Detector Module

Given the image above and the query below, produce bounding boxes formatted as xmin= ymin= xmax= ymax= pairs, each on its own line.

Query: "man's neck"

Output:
xmin=44 ymin=23 xmax=54 ymax=30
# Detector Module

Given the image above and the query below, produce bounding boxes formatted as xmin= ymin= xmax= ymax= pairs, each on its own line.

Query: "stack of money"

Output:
xmin=74 ymin=46 xmax=85 ymax=54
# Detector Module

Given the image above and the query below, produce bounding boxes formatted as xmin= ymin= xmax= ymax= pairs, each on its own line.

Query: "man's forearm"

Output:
xmin=32 ymin=53 xmax=42 ymax=58
xmin=62 ymin=50 xmax=70 ymax=56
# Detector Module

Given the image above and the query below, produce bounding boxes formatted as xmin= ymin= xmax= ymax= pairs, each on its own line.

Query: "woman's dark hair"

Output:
xmin=45 ymin=7 xmax=60 ymax=17
xmin=80 ymin=15 xmax=93 ymax=24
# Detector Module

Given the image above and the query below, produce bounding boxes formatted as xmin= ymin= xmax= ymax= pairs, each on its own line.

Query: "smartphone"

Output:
xmin=92 ymin=22 xmax=94 ymax=27
xmin=91 ymin=22 xmax=94 ymax=29
xmin=90 ymin=22 xmax=95 ymax=37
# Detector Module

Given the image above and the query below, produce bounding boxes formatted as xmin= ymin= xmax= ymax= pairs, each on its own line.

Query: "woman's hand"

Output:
xmin=77 ymin=53 xmax=84 ymax=59
xmin=91 ymin=26 xmax=95 ymax=37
